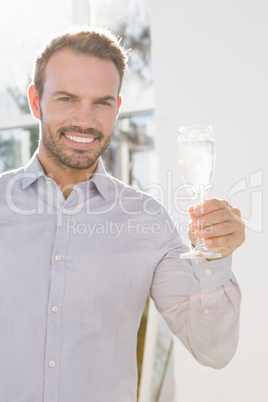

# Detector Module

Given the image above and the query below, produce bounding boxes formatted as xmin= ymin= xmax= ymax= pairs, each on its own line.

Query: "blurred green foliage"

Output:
xmin=7 ymin=85 xmax=39 ymax=156
xmin=0 ymin=135 xmax=21 ymax=172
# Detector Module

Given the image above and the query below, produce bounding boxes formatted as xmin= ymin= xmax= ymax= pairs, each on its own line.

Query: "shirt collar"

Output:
xmin=90 ymin=157 xmax=109 ymax=200
xmin=22 ymin=153 xmax=110 ymax=199
xmin=22 ymin=152 xmax=46 ymax=189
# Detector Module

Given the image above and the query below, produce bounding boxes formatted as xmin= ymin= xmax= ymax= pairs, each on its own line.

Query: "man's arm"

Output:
xmin=150 ymin=199 xmax=244 ymax=368
xmin=160 ymin=256 xmax=241 ymax=368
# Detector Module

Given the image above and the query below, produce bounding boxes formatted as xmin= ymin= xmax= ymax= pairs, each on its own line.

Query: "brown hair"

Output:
xmin=33 ymin=27 xmax=129 ymax=99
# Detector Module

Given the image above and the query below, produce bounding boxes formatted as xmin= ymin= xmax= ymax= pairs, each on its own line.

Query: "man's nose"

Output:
xmin=70 ymin=104 xmax=97 ymax=130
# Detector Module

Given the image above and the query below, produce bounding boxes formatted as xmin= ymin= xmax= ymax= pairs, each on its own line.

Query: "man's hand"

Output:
xmin=188 ymin=198 xmax=245 ymax=259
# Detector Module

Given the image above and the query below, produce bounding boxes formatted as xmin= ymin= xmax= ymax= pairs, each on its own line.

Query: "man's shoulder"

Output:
xmin=0 ymin=166 xmax=26 ymax=183
xmin=107 ymin=173 xmax=153 ymax=198
xmin=106 ymin=173 xmax=167 ymax=215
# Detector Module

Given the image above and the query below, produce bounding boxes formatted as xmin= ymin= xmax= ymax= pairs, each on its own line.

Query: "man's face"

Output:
xmin=31 ymin=47 xmax=122 ymax=173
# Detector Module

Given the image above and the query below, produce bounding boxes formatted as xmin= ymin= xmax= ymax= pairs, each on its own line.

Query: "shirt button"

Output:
xmin=205 ymin=268 xmax=212 ymax=276
xmin=203 ymin=308 xmax=210 ymax=314
xmin=46 ymin=180 xmax=52 ymax=186
xmin=62 ymin=209 xmax=67 ymax=215
xmin=52 ymin=306 xmax=58 ymax=312
xmin=55 ymin=255 xmax=61 ymax=261
xmin=49 ymin=360 xmax=56 ymax=367
xmin=195 ymin=258 xmax=200 ymax=265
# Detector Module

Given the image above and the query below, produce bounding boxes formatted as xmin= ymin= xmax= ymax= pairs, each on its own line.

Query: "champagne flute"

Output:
xmin=177 ymin=125 xmax=221 ymax=259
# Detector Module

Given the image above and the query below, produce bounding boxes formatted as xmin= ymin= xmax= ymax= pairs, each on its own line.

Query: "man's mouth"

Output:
xmin=64 ymin=134 xmax=95 ymax=144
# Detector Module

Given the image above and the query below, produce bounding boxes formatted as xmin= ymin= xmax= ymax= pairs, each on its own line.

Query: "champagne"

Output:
xmin=177 ymin=138 xmax=215 ymax=198
xmin=177 ymin=125 xmax=221 ymax=259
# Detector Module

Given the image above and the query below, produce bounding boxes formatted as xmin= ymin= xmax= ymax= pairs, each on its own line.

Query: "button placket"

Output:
xmin=44 ymin=210 xmax=69 ymax=402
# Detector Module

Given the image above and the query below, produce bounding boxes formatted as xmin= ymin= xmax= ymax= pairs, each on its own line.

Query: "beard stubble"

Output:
xmin=40 ymin=122 xmax=113 ymax=171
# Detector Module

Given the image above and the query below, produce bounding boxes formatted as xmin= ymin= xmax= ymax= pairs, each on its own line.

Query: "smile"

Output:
xmin=64 ymin=134 xmax=95 ymax=143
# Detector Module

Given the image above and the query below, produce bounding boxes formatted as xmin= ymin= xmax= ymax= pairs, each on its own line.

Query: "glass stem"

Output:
xmin=195 ymin=185 xmax=206 ymax=250
xmin=195 ymin=237 xmax=205 ymax=250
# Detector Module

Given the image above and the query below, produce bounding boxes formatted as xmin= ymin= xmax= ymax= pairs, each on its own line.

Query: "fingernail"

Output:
xmin=193 ymin=206 xmax=200 ymax=216
xmin=191 ymin=219 xmax=200 ymax=229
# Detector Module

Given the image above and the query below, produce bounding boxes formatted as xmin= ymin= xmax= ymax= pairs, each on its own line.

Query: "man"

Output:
xmin=0 ymin=27 xmax=245 ymax=402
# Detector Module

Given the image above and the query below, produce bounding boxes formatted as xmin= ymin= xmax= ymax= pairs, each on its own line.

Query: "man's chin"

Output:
xmin=58 ymin=155 xmax=99 ymax=171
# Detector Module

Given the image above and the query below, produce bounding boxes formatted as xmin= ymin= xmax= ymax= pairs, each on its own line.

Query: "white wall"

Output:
xmin=148 ymin=1 xmax=267 ymax=401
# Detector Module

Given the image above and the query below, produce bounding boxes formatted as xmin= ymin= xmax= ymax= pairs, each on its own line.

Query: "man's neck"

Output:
xmin=37 ymin=151 xmax=97 ymax=199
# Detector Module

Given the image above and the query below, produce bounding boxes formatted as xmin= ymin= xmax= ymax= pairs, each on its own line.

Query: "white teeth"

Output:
xmin=65 ymin=134 xmax=94 ymax=143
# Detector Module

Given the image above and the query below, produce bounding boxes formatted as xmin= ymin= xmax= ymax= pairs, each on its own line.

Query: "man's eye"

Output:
xmin=97 ymin=100 xmax=111 ymax=106
xmin=59 ymin=97 xmax=73 ymax=102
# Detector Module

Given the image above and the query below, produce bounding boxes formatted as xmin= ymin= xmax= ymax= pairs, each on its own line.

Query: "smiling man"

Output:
xmin=29 ymin=35 xmax=122 ymax=197
xmin=0 ymin=27 xmax=245 ymax=402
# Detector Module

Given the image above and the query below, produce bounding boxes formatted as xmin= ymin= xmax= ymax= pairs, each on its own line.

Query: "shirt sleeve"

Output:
xmin=150 ymin=212 xmax=241 ymax=369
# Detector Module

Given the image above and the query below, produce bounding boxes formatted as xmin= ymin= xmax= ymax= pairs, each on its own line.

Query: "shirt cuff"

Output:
xmin=192 ymin=254 xmax=233 ymax=288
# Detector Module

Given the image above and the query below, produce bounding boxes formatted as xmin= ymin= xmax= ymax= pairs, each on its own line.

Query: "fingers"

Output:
xmin=188 ymin=198 xmax=245 ymax=259
xmin=188 ymin=198 xmax=229 ymax=218
xmin=189 ymin=199 xmax=243 ymax=228
xmin=203 ymin=232 xmax=244 ymax=255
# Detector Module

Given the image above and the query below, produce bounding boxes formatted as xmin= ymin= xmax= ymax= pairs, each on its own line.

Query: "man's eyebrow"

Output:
xmin=96 ymin=95 xmax=117 ymax=102
xmin=53 ymin=90 xmax=79 ymax=98
xmin=53 ymin=92 xmax=117 ymax=102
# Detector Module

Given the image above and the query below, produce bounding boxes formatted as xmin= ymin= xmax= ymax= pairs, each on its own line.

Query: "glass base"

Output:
xmin=180 ymin=247 xmax=222 ymax=259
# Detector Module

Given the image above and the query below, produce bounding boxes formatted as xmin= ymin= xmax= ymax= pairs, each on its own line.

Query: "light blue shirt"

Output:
xmin=0 ymin=154 xmax=241 ymax=402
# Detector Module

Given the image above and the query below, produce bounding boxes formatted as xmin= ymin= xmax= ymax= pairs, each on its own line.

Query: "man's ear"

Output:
xmin=117 ymin=95 xmax=122 ymax=116
xmin=28 ymin=84 xmax=41 ymax=120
